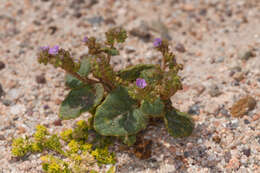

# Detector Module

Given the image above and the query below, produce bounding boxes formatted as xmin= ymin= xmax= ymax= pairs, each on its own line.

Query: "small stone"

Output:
xmin=17 ymin=126 xmax=26 ymax=134
xmin=208 ymin=84 xmax=222 ymax=97
xmin=87 ymin=16 xmax=103 ymax=25
xmin=226 ymin=157 xmax=240 ymax=170
xmin=212 ymin=135 xmax=221 ymax=144
xmin=230 ymin=96 xmax=256 ymax=117
xmin=53 ymin=119 xmax=62 ymax=126
xmin=199 ymin=8 xmax=207 ymax=16
xmin=240 ymin=50 xmax=255 ymax=61
xmin=0 ymin=134 xmax=5 ymax=140
xmin=36 ymin=74 xmax=46 ymax=84
xmin=188 ymin=104 xmax=200 ymax=115
xmin=7 ymin=88 xmax=21 ymax=100
xmin=229 ymin=66 xmax=242 ymax=77
xmin=125 ymin=46 xmax=135 ymax=54
xmin=242 ymin=148 xmax=251 ymax=157
xmin=233 ymin=72 xmax=245 ymax=82
xmin=0 ymin=83 xmax=4 ymax=97
xmin=10 ymin=104 xmax=26 ymax=115
xmin=48 ymin=26 xmax=58 ymax=35
xmin=193 ymin=84 xmax=205 ymax=96
xmin=175 ymin=43 xmax=186 ymax=53
xmin=0 ymin=61 xmax=5 ymax=70
xmin=130 ymin=22 xmax=151 ymax=42
xmin=224 ymin=151 xmax=231 ymax=163
xmin=244 ymin=119 xmax=250 ymax=124
xmin=215 ymin=56 xmax=225 ymax=63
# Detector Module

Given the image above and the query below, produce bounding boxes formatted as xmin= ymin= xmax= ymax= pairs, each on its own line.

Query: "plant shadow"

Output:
xmin=116 ymin=121 xmax=223 ymax=173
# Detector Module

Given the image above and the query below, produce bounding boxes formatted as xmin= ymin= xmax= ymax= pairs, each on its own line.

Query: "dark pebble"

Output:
xmin=53 ymin=119 xmax=62 ymax=126
xmin=184 ymin=151 xmax=189 ymax=158
xmin=199 ymin=8 xmax=207 ymax=16
xmin=2 ymin=99 xmax=12 ymax=106
xmin=188 ymin=104 xmax=200 ymax=115
xmin=87 ymin=16 xmax=103 ymax=25
xmin=257 ymin=78 xmax=260 ymax=83
xmin=48 ymin=26 xmax=58 ymax=35
xmin=241 ymin=50 xmax=255 ymax=61
xmin=36 ymin=74 xmax=46 ymax=84
xmin=74 ymin=12 xmax=82 ymax=18
xmin=224 ymin=151 xmax=231 ymax=163
xmin=0 ymin=83 xmax=4 ymax=97
xmin=0 ymin=61 xmax=5 ymax=70
xmin=175 ymin=43 xmax=186 ymax=53
xmin=244 ymin=119 xmax=250 ymax=124
xmin=0 ymin=134 xmax=5 ymax=140
xmin=242 ymin=148 xmax=251 ymax=157
xmin=129 ymin=25 xmax=151 ymax=42
xmin=43 ymin=105 xmax=49 ymax=110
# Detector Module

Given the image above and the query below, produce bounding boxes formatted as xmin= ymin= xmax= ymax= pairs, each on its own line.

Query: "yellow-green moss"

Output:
xmin=45 ymin=134 xmax=63 ymax=154
xmin=72 ymin=120 xmax=89 ymax=141
xmin=11 ymin=137 xmax=31 ymax=157
xmin=68 ymin=140 xmax=80 ymax=154
xmin=34 ymin=125 xmax=48 ymax=142
xmin=91 ymin=147 xmax=116 ymax=165
xmin=41 ymin=155 xmax=71 ymax=173
xmin=60 ymin=129 xmax=73 ymax=143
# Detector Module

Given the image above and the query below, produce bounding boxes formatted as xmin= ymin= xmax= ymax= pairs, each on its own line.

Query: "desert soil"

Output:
xmin=0 ymin=0 xmax=259 ymax=172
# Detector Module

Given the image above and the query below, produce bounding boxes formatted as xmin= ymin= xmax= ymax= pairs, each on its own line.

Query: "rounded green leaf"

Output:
xmin=164 ymin=109 xmax=194 ymax=138
xmin=117 ymin=64 xmax=156 ymax=81
xmin=60 ymin=84 xmax=104 ymax=120
xmin=65 ymin=74 xmax=85 ymax=89
xmin=94 ymin=86 xmax=148 ymax=136
xmin=141 ymin=98 xmax=164 ymax=117
xmin=77 ymin=57 xmax=92 ymax=77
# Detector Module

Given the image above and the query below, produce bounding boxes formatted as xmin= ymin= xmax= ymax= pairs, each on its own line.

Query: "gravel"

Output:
xmin=0 ymin=0 xmax=259 ymax=172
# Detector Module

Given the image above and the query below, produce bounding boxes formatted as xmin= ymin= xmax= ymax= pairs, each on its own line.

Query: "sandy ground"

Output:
xmin=0 ymin=0 xmax=259 ymax=172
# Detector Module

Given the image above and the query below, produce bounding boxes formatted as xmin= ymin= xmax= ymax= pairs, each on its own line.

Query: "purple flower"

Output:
xmin=153 ymin=38 xmax=162 ymax=47
xmin=83 ymin=36 xmax=88 ymax=43
xmin=40 ymin=46 xmax=49 ymax=51
xmin=136 ymin=78 xmax=147 ymax=89
xmin=48 ymin=45 xmax=59 ymax=55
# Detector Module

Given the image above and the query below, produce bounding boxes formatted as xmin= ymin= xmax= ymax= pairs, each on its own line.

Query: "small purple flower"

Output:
xmin=136 ymin=78 xmax=147 ymax=89
xmin=40 ymin=46 xmax=49 ymax=51
xmin=83 ymin=36 xmax=88 ymax=43
xmin=153 ymin=38 xmax=162 ymax=47
xmin=48 ymin=45 xmax=59 ymax=55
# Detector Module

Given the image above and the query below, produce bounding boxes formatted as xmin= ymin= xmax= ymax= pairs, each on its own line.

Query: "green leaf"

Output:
xmin=164 ymin=109 xmax=194 ymax=138
xmin=60 ymin=84 xmax=104 ymax=120
xmin=65 ymin=74 xmax=84 ymax=89
xmin=140 ymin=68 xmax=163 ymax=84
xmin=77 ymin=57 xmax=92 ymax=77
xmin=120 ymin=135 xmax=136 ymax=146
xmin=94 ymin=86 xmax=148 ymax=136
xmin=103 ymin=47 xmax=120 ymax=56
xmin=141 ymin=98 xmax=164 ymax=117
xmin=117 ymin=64 xmax=156 ymax=81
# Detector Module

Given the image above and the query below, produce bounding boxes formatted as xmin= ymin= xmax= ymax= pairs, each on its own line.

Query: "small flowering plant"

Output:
xmin=37 ymin=28 xmax=194 ymax=146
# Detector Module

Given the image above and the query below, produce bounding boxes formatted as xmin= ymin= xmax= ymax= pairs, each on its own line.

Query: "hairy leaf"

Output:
xmin=117 ymin=64 xmax=155 ymax=81
xmin=60 ymin=84 xmax=104 ymax=120
xmin=94 ymin=86 xmax=148 ymax=136
xmin=141 ymin=98 xmax=164 ymax=117
xmin=164 ymin=109 xmax=194 ymax=138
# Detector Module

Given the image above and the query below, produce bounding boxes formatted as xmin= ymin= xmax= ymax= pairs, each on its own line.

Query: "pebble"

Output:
xmin=240 ymin=50 xmax=255 ymax=61
xmin=230 ymin=96 xmax=256 ymax=117
xmin=233 ymin=72 xmax=245 ymax=82
xmin=243 ymin=119 xmax=250 ymax=124
xmin=188 ymin=104 xmax=200 ymax=115
xmin=10 ymin=104 xmax=26 ymax=115
xmin=175 ymin=43 xmax=186 ymax=53
xmin=7 ymin=88 xmax=21 ymax=100
xmin=129 ymin=21 xmax=151 ymax=42
xmin=208 ymin=84 xmax=222 ymax=97
xmin=229 ymin=66 xmax=242 ymax=77
xmin=193 ymin=84 xmax=205 ymax=96
xmin=224 ymin=151 xmax=231 ymax=163
xmin=242 ymin=148 xmax=251 ymax=157
xmin=0 ymin=134 xmax=6 ymax=140
xmin=87 ymin=16 xmax=103 ymax=25
xmin=215 ymin=56 xmax=225 ymax=63
xmin=0 ymin=61 xmax=5 ymax=70
xmin=0 ymin=83 xmax=4 ymax=97
xmin=36 ymin=74 xmax=46 ymax=84
xmin=125 ymin=46 xmax=136 ymax=54
xmin=226 ymin=157 xmax=240 ymax=170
